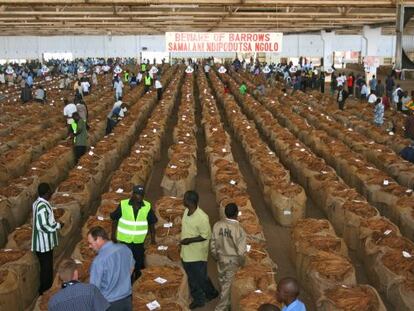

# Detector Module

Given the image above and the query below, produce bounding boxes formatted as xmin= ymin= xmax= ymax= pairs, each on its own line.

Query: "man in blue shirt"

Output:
xmin=48 ymin=258 xmax=109 ymax=311
xmin=276 ymin=277 xmax=306 ymax=311
xmin=88 ymin=226 xmax=135 ymax=311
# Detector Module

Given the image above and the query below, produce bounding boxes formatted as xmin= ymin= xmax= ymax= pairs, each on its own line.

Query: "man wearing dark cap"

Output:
xmin=276 ymin=277 xmax=306 ymax=311
xmin=110 ymin=185 xmax=157 ymax=280
xmin=211 ymin=203 xmax=247 ymax=311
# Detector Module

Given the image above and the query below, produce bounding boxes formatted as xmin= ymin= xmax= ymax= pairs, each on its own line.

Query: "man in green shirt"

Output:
xmin=239 ymin=81 xmax=247 ymax=95
xmin=180 ymin=191 xmax=218 ymax=309
xmin=71 ymin=112 xmax=88 ymax=163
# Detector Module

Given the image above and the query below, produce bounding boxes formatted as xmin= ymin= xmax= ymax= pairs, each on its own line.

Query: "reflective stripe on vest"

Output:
xmin=71 ymin=122 xmax=77 ymax=143
xmin=116 ymin=199 xmax=151 ymax=244
xmin=144 ymin=76 xmax=152 ymax=86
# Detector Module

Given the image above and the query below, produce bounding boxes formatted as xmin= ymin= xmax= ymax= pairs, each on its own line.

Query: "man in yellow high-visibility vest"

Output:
xmin=110 ymin=185 xmax=157 ymax=280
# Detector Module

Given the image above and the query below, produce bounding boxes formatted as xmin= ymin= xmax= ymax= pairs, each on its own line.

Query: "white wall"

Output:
xmin=0 ymin=33 xmax=397 ymax=60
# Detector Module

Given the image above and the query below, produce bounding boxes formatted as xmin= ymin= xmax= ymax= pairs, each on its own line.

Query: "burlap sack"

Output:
xmin=32 ymin=287 xmax=60 ymax=311
xmin=230 ymin=263 xmax=276 ymax=309
xmin=0 ymin=145 xmax=33 ymax=180
xmin=71 ymin=240 xmax=95 ymax=282
xmin=132 ymin=295 xmax=189 ymax=311
xmin=154 ymin=196 xmax=185 ymax=224
xmin=316 ymin=284 xmax=387 ymax=311
xmin=145 ymin=243 xmax=181 ymax=267
xmin=387 ymin=279 xmax=414 ymax=311
xmin=236 ymin=290 xmax=279 ymax=311
xmin=301 ymin=251 xmax=356 ymax=301
xmin=268 ymin=183 xmax=306 ymax=227
xmin=161 ymin=161 xmax=197 ymax=197
xmin=0 ymin=269 xmax=23 ymax=311
xmin=0 ymin=249 xmax=39 ymax=309
xmin=132 ymin=265 xmax=190 ymax=306
xmin=395 ymin=197 xmax=414 ymax=241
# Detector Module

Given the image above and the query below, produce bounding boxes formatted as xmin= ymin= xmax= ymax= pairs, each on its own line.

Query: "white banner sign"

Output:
xmin=166 ymin=32 xmax=283 ymax=53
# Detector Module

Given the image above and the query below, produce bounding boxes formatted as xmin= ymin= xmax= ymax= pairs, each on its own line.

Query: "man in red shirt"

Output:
xmin=347 ymin=74 xmax=354 ymax=96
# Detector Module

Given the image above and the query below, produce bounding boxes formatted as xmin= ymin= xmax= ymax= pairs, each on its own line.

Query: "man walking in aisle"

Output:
xmin=180 ymin=190 xmax=219 ymax=309
xmin=70 ymin=112 xmax=88 ymax=163
xmin=31 ymin=183 xmax=63 ymax=295
xmin=143 ymin=72 xmax=152 ymax=93
xmin=211 ymin=203 xmax=247 ymax=311
xmin=110 ymin=185 xmax=157 ymax=280
xmin=337 ymin=85 xmax=348 ymax=110
xmin=88 ymin=226 xmax=134 ymax=311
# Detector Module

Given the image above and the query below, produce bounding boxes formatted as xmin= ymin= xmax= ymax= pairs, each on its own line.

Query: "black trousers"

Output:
xmin=182 ymin=261 xmax=218 ymax=305
xmin=144 ymin=85 xmax=150 ymax=93
xmin=338 ymin=100 xmax=345 ymax=110
xmin=123 ymin=242 xmax=145 ymax=280
xmin=36 ymin=250 xmax=54 ymax=295
xmin=74 ymin=145 xmax=87 ymax=163
xmin=157 ymin=88 xmax=162 ymax=100
xmin=109 ymin=295 xmax=132 ymax=311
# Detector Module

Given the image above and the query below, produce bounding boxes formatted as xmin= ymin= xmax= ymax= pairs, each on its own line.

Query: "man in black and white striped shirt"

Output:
xmin=31 ymin=183 xmax=63 ymax=295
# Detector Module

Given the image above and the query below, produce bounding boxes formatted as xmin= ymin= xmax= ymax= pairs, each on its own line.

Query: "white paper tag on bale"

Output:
xmin=154 ymin=277 xmax=167 ymax=284
xmin=406 ymin=189 xmax=413 ymax=193
xmin=163 ymin=222 xmax=173 ymax=228
xmin=384 ymin=230 xmax=392 ymax=235
xmin=88 ymin=151 xmax=94 ymax=156
xmin=170 ymin=165 xmax=177 ymax=169
xmin=31 ymin=167 xmax=37 ymax=170
xmin=3 ymin=249 xmax=12 ymax=252
xmin=74 ymin=259 xmax=82 ymax=264
xmin=246 ymin=126 xmax=251 ymax=129
xmin=367 ymin=167 xmax=374 ymax=170
xmin=222 ymin=148 xmax=227 ymax=152
xmin=369 ymin=141 xmax=375 ymax=144
xmin=254 ymin=289 xmax=262 ymax=293
xmin=246 ymin=245 xmax=251 ymax=252
xmin=157 ymin=245 xmax=168 ymax=251
xmin=97 ymin=216 xmax=104 ymax=221
xmin=268 ymin=151 xmax=274 ymax=155
xmin=90 ymin=146 xmax=95 ymax=150
xmin=146 ymin=300 xmax=161 ymax=310
xmin=283 ymin=210 xmax=292 ymax=215
xmin=62 ymin=193 xmax=70 ymax=197
xmin=212 ymin=128 xmax=217 ymax=132
xmin=389 ymin=131 xmax=395 ymax=136
xmin=116 ymin=188 xmax=124 ymax=193
xmin=321 ymin=171 xmax=328 ymax=175
xmin=238 ymin=211 xmax=242 ymax=216
xmin=402 ymin=251 xmax=412 ymax=258
xmin=135 ymin=150 xmax=141 ymax=154
xmin=186 ymin=133 xmax=190 ymax=137
xmin=152 ymin=129 xmax=157 ymax=133
xmin=229 ymin=180 xmax=237 ymax=185
xmin=383 ymin=180 xmax=389 ymax=186
xmin=355 ymin=159 xmax=361 ymax=162
xmin=300 ymin=148 xmax=306 ymax=152
xmin=232 ymin=110 xmax=236 ymax=113
xmin=178 ymin=141 xmax=184 ymax=144
xmin=295 ymin=143 xmax=300 ymax=147
xmin=77 ymin=166 xmax=82 ymax=170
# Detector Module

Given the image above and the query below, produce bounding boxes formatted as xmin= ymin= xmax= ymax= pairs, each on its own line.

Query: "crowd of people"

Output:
xmin=32 ymin=183 xmax=305 ymax=311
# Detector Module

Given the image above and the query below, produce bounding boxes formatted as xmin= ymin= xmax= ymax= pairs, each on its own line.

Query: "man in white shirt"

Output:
xmin=81 ymin=79 xmax=91 ymax=96
xmin=113 ymin=78 xmax=123 ymax=101
xmin=367 ymin=90 xmax=377 ymax=105
xmin=155 ymin=78 xmax=162 ymax=100
xmin=336 ymin=74 xmax=345 ymax=88
xmin=204 ymin=64 xmax=210 ymax=75
xmin=63 ymin=98 xmax=77 ymax=132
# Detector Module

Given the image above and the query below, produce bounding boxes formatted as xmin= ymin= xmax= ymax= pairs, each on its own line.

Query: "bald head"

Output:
xmin=276 ymin=277 xmax=300 ymax=305
xmin=258 ymin=303 xmax=280 ymax=311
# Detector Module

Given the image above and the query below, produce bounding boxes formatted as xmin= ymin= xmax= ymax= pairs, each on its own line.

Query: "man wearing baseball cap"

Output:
xmin=110 ymin=185 xmax=157 ymax=280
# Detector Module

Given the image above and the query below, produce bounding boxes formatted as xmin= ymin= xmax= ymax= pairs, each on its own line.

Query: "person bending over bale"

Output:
xmin=276 ymin=277 xmax=306 ymax=311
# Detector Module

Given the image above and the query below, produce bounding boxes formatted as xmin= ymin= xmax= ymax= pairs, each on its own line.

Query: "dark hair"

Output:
xmin=87 ymin=226 xmax=109 ymax=241
xmin=183 ymin=190 xmax=199 ymax=207
xmin=38 ymin=183 xmax=51 ymax=197
xmin=258 ymin=304 xmax=280 ymax=311
xmin=225 ymin=203 xmax=238 ymax=218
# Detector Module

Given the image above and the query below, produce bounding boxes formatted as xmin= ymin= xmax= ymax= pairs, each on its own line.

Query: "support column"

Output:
xmin=362 ymin=26 xmax=382 ymax=89
xmin=321 ymin=30 xmax=335 ymax=71
xmin=395 ymin=3 xmax=404 ymax=70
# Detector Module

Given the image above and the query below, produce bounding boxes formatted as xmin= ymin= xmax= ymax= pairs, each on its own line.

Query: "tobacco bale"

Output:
xmin=132 ymin=265 xmax=189 ymax=304
xmin=154 ymin=196 xmax=185 ymax=223
xmin=231 ymin=263 xmax=277 ymax=309
xmin=145 ymin=243 xmax=181 ymax=267
xmin=0 ymin=269 xmax=22 ymax=311
xmin=236 ymin=290 xmax=279 ymax=311
xmin=82 ymin=216 xmax=112 ymax=238
xmin=302 ymin=251 xmax=356 ymax=301
xmin=317 ymin=284 xmax=386 ymax=311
